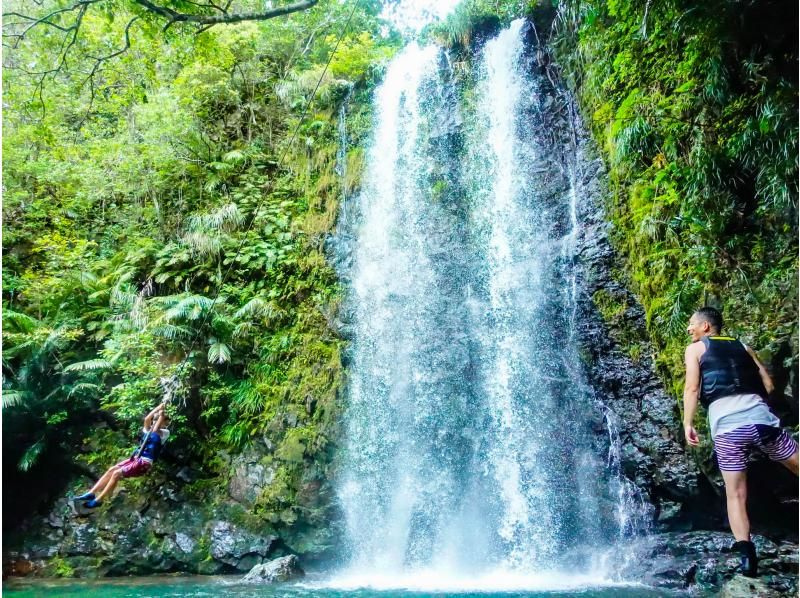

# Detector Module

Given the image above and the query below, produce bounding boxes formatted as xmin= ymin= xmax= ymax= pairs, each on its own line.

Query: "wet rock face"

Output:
xmin=2 ymin=447 xmax=289 ymax=579
xmin=209 ymin=520 xmax=276 ymax=571
xmin=568 ymin=116 xmax=799 ymax=538
xmin=635 ymin=531 xmax=798 ymax=595
xmin=556 ymin=55 xmax=797 ymax=594
xmin=227 ymin=448 xmax=275 ymax=506
xmin=241 ymin=555 xmax=304 ymax=584
xmin=564 ymin=103 xmax=704 ymax=521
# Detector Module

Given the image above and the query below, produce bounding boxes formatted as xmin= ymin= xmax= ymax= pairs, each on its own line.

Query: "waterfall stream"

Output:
xmin=333 ymin=20 xmax=645 ymax=589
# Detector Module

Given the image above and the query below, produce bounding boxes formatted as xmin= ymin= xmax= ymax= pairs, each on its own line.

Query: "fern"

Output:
xmin=64 ymin=359 xmax=113 ymax=372
xmin=2 ymin=389 xmax=32 ymax=408
xmin=164 ymin=295 xmax=214 ymax=322
xmin=150 ymin=324 xmax=192 ymax=340
xmin=208 ymin=340 xmax=232 ymax=364
xmin=67 ymin=383 xmax=101 ymax=397
xmin=234 ymin=297 xmax=282 ymax=321
xmin=18 ymin=438 xmax=45 ymax=471
xmin=187 ymin=203 xmax=244 ymax=233
xmin=182 ymin=231 xmax=222 ymax=257
xmin=2 ymin=310 xmax=38 ymax=333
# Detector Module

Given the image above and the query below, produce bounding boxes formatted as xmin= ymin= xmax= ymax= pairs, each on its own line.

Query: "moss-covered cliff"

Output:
xmin=550 ymin=0 xmax=798 ymax=410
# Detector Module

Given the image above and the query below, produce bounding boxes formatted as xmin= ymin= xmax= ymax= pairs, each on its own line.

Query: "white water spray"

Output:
xmin=333 ymin=20 xmax=645 ymax=590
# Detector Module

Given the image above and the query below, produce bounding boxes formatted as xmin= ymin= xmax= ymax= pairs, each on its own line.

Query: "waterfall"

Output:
xmin=333 ymin=20 xmax=645 ymax=590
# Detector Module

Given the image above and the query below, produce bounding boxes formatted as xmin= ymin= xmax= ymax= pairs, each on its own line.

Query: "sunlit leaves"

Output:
xmin=2 ymin=389 xmax=33 ymax=408
xmin=207 ymin=339 xmax=232 ymax=364
xmin=63 ymin=358 xmax=114 ymax=372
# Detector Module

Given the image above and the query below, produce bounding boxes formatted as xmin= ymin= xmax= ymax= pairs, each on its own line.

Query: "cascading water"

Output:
xmin=333 ymin=20 xmax=646 ymax=590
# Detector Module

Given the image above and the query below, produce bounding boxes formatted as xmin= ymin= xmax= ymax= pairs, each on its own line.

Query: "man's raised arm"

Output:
xmin=744 ymin=345 xmax=775 ymax=395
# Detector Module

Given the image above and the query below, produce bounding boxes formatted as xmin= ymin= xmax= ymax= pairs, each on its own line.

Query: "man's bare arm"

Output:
xmin=683 ymin=343 xmax=701 ymax=446
xmin=744 ymin=345 xmax=775 ymax=394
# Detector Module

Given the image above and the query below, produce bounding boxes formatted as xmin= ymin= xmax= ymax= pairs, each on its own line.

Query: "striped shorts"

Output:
xmin=714 ymin=424 xmax=798 ymax=472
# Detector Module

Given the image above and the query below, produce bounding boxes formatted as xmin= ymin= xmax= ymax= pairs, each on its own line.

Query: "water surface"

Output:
xmin=4 ymin=575 xmax=674 ymax=598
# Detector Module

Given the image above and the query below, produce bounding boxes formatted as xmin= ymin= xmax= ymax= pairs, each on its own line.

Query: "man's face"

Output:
xmin=686 ymin=314 xmax=709 ymax=342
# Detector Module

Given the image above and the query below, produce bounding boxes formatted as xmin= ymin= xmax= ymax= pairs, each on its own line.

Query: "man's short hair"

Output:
xmin=694 ymin=306 xmax=723 ymax=332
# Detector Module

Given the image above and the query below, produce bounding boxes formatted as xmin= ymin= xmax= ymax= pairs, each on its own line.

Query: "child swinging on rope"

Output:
xmin=73 ymin=404 xmax=170 ymax=512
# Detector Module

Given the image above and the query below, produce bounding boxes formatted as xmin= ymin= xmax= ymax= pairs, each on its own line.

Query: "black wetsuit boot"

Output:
xmin=733 ymin=540 xmax=758 ymax=577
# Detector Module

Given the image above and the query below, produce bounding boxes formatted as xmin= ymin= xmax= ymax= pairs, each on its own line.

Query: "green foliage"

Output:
xmin=592 ymin=288 xmax=647 ymax=363
xmin=554 ymin=0 xmax=798 ymax=412
xmin=46 ymin=556 xmax=76 ymax=578
xmin=3 ymin=0 xmax=393 ymax=532
xmin=2 ymin=308 xmax=103 ymax=472
xmin=425 ymin=0 xmax=528 ymax=49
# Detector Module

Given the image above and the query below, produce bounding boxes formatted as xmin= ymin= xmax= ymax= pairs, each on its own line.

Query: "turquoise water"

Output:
xmin=4 ymin=577 xmax=673 ymax=597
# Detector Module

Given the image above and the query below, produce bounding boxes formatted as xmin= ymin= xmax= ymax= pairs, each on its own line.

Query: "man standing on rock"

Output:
xmin=683 ymin=306 xmax=798 ymax=577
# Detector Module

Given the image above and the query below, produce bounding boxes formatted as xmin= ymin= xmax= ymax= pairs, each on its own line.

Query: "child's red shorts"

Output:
xmin=115 ymin=456 xmax=153 ymax=478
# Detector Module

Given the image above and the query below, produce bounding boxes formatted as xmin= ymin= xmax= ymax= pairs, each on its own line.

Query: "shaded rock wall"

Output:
xmin=3 ymin=442 xmax=299 ymax=578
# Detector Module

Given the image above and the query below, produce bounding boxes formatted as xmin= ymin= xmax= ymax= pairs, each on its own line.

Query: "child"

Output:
xmin=73 ymin=404 xmax=170 ymax=512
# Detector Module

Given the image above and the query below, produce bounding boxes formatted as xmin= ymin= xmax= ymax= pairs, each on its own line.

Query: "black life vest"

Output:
xmin=699 ymin=336 xmax=767 ymax=408
xmin=138 ymin=431 xmax=163 ymax=461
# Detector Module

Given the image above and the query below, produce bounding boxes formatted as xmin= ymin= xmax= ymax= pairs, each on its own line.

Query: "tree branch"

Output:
xmin=135 ymin=0 xmax=318 ymax=28
xmin=4 ymin=0 xmax=319 ymax=125
xmin=75 ymin=17 xmax=141 ymax=131
xmin=3 ymin=0 xmax=101 ymax=47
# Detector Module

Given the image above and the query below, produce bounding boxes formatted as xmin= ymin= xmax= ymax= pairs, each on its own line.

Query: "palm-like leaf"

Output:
xmin=67 ymin=383 xmax=101 ymax=397
xmin=64 ymin=359 xmax=113 ymax=372
xmin=208 ymin=340 xmax=232 ymax=364
xmin=2 ymin=310 xmax=38 ymax=333
xmin=150 ymin=324 xmax=192 ymax=339
xmin=2 ymin=389 xmax=33 ymax=408
xmin=182 ymin=231 xmax=222 ymax=257
xmin=165 ymin=295 xmax=214 ymax=321
xmin=18 ymin=438 xmax=45 ymax=471
xmin=234 ymin=297 xmax=282 ymax=321
xmin=187 ymin=203 xmax=244 ymax=233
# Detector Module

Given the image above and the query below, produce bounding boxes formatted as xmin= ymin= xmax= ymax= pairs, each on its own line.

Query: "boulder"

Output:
xmin=241 ymin=555 xmax=304 ymax=584
xmin=638 ymin=532 xmax=799 ymax=593
xmin=208 ymin=520 xmax=276 ymax=569
xmin=720 ymin=575 xmax=783 ymax=598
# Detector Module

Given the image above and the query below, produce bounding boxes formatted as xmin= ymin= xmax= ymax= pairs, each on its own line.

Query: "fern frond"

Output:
xmin=18 ymin=438 xmax=45 ymax=471
xmin=150 ymin=324 xmax=192 ymax=340
xmin=64 ymin=359 xmax=113 ymax=372
xmin=187 ymin=203 xmax=244 ymax=233
xmin=208 ymin=340 xmax=232 ymax=364
xmin=165 ymin=295 xmax=214 ymax=321
xmin=2 ymin=389 xmax=32 ymax=408
xmin=182 ymin=231 xmax=222 ymax=257
xmin=67 ymin=383 xmax=102 ymax=397
xmin=2 ymin=310 xmax=38 ymax=333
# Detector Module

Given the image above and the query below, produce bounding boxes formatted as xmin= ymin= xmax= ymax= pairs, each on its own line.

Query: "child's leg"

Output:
xmin=88 ymin=466 xmax=120 ymax=495
xmin=95 ymin=468 xmax=123 ymax=502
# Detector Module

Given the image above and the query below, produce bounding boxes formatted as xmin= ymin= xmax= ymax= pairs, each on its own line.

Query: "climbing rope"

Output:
xmin=131 ymin=0 xmax=361 ymax=416
xmin=132 ymin=376 xmax=181 ymax=456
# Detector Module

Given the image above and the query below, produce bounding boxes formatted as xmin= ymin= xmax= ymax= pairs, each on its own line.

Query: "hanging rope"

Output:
xmin=140 ymin=0 xmax=360 ymax=410
xmin=179 ymin=0 xmax=358 ymax=370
